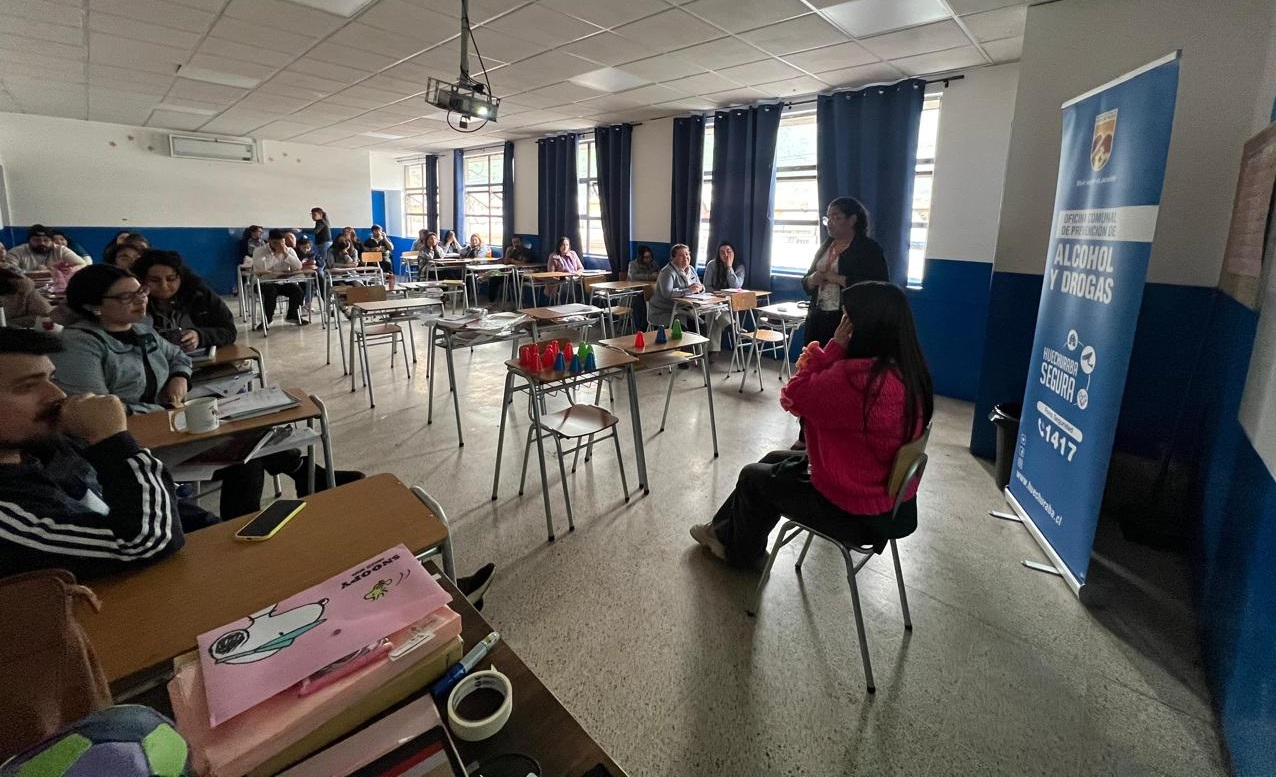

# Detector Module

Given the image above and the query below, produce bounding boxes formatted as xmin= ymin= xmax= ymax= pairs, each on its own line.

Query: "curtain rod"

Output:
xmin=779 ymin=74 xmax=963 ymax=110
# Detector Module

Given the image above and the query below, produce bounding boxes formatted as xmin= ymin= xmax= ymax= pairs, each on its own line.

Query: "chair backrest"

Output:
xmin=360 ymin=251 xmax=383 ymax=264
xmin=887 ymin=422 xmax=932 ymax=498
xmin=344 ymin=284 xmax=387 ymax=304
xmin=727 ymin=291 xmax=758 ymax=312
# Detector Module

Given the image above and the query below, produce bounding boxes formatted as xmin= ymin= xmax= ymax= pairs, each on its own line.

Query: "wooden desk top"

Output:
xmin=350 ymin=297 xmax=444 ymax=314
xmin=436 ymin=566 xmax=629 ymax=777
xmin=524 ymin=271 xmax=573 ymax=280
xmin=599 ymin=330 xmax=708 ymax=355
xmin=127 ymin=388 xmax=317 ymax=451
xmin=82 ymin=474 xmax=448 ymax=686
xmin=591 ymin=280 xmax=651 ymax=291
xmin=199 ymin=343 xmax=262 ymax=367
xmin=517 ymin=305 xmax=605 ymax=321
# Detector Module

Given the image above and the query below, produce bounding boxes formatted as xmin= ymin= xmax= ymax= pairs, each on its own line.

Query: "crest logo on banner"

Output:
xmin=1091 ymin=109 xmax=1118 ymax=171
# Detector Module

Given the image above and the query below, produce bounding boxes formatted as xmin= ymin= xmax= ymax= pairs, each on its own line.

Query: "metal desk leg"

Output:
xmin=411 ymin=486 xmax=456 ymax=581
xmin=527 ymin=379 xmax=556 ymax=540
xmin=427 ymin=328 xmax=439 ymax=424
xmin=349 ymin=311 xmax=359 ymax=392
xmin=445 ymin=334 xmax=464 ymax=446
xmin=626 ymin=366 xmax=649 ymax=493
xmin=491 ymin=371 xmax=516 ymax=500
xmin=315 ymin=395 xmax=336 ymax=489
xmin=701 ymin=343 xmax=719 ymax=457
xmin=360 ymin=315 xmax=377 ymax=408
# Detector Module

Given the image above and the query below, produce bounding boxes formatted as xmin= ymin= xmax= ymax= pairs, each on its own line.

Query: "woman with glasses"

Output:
xmin=801 ymin=197 xmax=889 ymax=349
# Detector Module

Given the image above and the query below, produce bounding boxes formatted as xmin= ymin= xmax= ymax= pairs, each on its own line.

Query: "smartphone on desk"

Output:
xmin=234 ymin=499 xmax=305 ymax=541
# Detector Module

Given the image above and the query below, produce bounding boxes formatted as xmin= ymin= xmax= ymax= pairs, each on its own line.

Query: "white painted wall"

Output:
xmin=993 ymin=0 xmax=1276 ymax=285
xmin=513 ymin=138 xmax=537 ymax=235
xmin=632 ymin=117 xmax=673 ymax=245
xmin=368 ymin=152 xmax=403 ymax=190
xmin=0 ymin=112 xmax=371 ymax=228
xmin=925 ymin=63 xmax=1019 ymax=263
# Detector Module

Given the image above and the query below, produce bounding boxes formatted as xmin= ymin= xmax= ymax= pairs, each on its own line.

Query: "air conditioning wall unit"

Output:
xmin=169 ymin=133 xmax=259 ymax=164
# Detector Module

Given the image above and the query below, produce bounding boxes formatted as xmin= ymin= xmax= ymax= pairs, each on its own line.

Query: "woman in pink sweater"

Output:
xmin=692 ymin=281 xmax=933 ymax=568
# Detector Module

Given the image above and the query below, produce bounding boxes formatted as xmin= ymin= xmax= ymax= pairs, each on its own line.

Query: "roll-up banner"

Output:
xmin=1006 ymin=52 xmax=1182 ymax=595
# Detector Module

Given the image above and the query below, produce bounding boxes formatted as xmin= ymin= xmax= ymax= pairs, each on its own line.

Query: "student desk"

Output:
xmin=756 ymin=301 xmax=807 ymax=345
xmin=426 ymin=316 xmax=528 ymax=448
xmin=342 ymin=297 xmax=444 ymax=407
xmin=599 ymin=331 xmax=719 ymax=458
xmin=249 ymin=269 xmax=323 ymax=336
xmin=517 ymin=304 xmax=605 ymax=341
xmin=586 ymin=280 xmax=649 ymax=337
xmin=493 ymin=341 xmax=649 ymax=539
xmin=80 ymin=474 xmax=452 ymax=692
xmin=190 ymin=343 xmax=268 ymax=389
xmin=127 ymin=387 xmax=337 ymax=493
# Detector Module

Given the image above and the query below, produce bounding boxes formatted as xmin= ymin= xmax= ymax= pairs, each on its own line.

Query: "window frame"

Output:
xmin=576 ymin=137 xmax=605 ymax=258
xmin=767 ymin=110 xmax=820 ymax=275
xmin=403 ymin=161 xmax=437 ymax=239
xmin=908 ymin=92 xmax=943 ymax=287
xmin=462 ymin=147 xmax=505 ymax=248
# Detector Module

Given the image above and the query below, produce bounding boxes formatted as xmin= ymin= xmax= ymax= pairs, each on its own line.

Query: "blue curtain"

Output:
xmin=595 ymin=124 xmax=632 ymax=273
xmin=817 ymin=79 xmax=925 ymax=285
xmin=537 ymin=133 xmax=581 ymax=255
xmin=502 ymin=141 xmax=515 ymax=248
xmin=453 ymin=148 xmax=465 ymax=239
xmin=708 ymin=104 xmax=781 ymax=291
xmin=425 ymin=155 xmax=439 ymax=233
xmin=671 ymin=116 xmax=705 ymax=259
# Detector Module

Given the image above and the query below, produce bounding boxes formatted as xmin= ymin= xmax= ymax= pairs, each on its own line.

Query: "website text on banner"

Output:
xmin=1006 ymin=53 xmax=1181 ymax=594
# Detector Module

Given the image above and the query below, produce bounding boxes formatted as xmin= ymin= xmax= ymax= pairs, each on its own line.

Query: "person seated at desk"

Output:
xmin=649 ymin=243 xmax=729 ymax=358
xmin=0 ymin=267 xmax=53 ymax=328
xmin=295 ymin=236 xmax=319 ymax=267
xmin=546 ymin=236 xmax=584 ymax=301
xmin=134 ymin=250 xmax=236 ymax=352
xmin=50 ymin=230 xmax=92 ymax=264
xmin=0 ymin=327 xmax=191 ymax=578
xmin=627 ymin=244 xmax=658 ymax=282
xmin=102 ymin=241 xmax=143 ymax=272
xmin=252 ymin=229 xmax=307 ymax=328
xmin=441 ymin=230 xmax=462 ymax=255
xmin=691 ymin=282 xmax=933 ymax=569
xmin=704 ymin=240 xmax=745 ymax=291
xmin=414 ymin=231 xmax=445 ymax=262
xmin=8 ymin=225 xmax=89 ymax=274
xmin=51 ymin=265 xmax=360 ymax=519
xmin=361 ymin=224 xmax=395 ymax=278
xmin=459 ymin=233 xmax=491 ymax=259
xmin=504 ymin=235 xmax=536 ymax=265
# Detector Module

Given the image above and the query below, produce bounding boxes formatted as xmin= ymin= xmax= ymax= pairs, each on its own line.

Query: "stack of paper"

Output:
xmin=218 ymin=387 xmax=299 ymax=422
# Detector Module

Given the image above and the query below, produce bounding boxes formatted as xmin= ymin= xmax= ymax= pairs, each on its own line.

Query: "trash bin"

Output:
xmin=988 ymin=402 xmax=1022 ymax=491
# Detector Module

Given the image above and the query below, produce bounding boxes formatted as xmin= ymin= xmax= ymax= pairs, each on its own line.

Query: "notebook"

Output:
xmin=217 ymin=386 xmax=300 ymax=422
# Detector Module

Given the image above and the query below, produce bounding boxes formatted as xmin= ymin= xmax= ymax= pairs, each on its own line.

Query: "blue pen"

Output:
xmin=431 ymin=631 xmax=500 ymax=700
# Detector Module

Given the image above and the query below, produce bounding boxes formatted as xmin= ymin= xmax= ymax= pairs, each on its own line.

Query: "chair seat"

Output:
xmin=537 ymin=404 xmax=620 ymax=438
xmin=785 ymin=496 xmax=918 ymax=549
xmin=357 ymin=323 xmax=403 ymax=338
xmin=604 ymin=306 xmax=633 ymax=317
xmin=740 ymin=329 xmax=786 ymax=343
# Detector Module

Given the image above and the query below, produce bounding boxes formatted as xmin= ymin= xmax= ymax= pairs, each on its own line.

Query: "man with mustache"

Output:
xmin=7 ymin=225 xmax=89 ymax=273
xmin=0 ymin=328 xmax=186 ymax=578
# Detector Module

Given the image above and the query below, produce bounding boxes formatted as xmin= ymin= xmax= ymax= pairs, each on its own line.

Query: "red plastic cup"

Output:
xmin=634 ymin=331 xmax=646 ymax=348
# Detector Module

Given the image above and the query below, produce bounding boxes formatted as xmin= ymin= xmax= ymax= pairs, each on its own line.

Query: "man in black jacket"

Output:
xmin=0 ymin=329 xmax=188 ymax=579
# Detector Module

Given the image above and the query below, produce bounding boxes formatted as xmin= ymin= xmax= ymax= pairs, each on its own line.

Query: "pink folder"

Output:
xmin=195 ymin=545 xmax=450 ymax=726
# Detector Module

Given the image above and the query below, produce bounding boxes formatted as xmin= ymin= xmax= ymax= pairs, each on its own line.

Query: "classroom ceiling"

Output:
xmin=0 ymin=0 xmax=1034 ymax=152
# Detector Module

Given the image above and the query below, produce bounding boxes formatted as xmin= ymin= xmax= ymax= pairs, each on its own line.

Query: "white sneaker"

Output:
xmin=690 ymin=523 xmax=727 ymax=561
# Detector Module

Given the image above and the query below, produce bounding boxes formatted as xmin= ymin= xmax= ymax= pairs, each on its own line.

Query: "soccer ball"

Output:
xmin=0 ymin=705 xmax=191 ymax=777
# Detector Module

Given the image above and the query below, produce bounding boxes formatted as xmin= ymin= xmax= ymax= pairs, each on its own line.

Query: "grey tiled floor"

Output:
xmin=243 ymin=311 xmax=1227 ymax=777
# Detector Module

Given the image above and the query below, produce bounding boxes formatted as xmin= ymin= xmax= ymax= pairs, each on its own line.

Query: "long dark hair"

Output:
xmin=829 ymin=196 xmax=870 ymax=236
xmin=66 ymin=264 xmax=135 ymax=318
xmin=841 ymin=281 xmax=932 ymax=439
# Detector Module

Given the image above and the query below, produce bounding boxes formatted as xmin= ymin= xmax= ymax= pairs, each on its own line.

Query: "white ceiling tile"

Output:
xmin=982 ymin=35 xmax=1023 ymax=62
xmin=751 ymin=75 xmax=825 ymax=97
xmin=262 ymin=69 xmax=343 ymax=99
xmin=90 ymin=34 xmax=187 ymax=71
xmin=290 ymin=127 xmax=356 ymax=144
xmin=682 ymin=0 xmax=808 ymax=34
xmin=509 ymin=51 xmax=597 ymax=84
xmin=782 ymin=41 xmax=878 ymax=73
xmin=158 ymin=96 xmax=225 ymax=113
xmin=891 ymin=45 xmax=987 ymax=77
xmin=89 ymin=0 xmax=216 ymax=33
xmin=715 ymin=58 xmax=804 ymax=86
xmin=569 ymin=66 xmax=648 ymax=92
xmin=324 ymin=88 xmax=401 ymax=109
xmin=815 ymin=61 xmax=904 ymax=89
xmin=511 ymin=82 xmax=602 ymax=107
xmin=615 ymin=83 xmax=683 ymax=105
xmin=702 ymin=86 xmax=768 ymax=104
xmin=185 ymin=53 xmax=275 ymax=81
xmin=307 ymin=42 xmax=398 ymax=71
xmin=563 ymin=33 xmax=652 ymax=67
xmin=679 ymin=36 xmax=770 ymax=71
xmin=0 ymin=50 xmax=86 ymax=81
xmin=738 ymin=14 xmax=847 ymax=56
xmin=0 ymin=91 xmax=19 ymax=113
xmin=820 ymin=0 xmax=950 ymax=37
xmin=238 ymin=90 xmax=315 ymax=112
xmin=360 ymin=0 xmax=453 ymax=33
xmin=665 ymin=71 xmax=743 ymax=96
xmin=618 ymin=53 xmax=705 ymax=82
xmin=197 ymin=37 xmax=293 ymax=68
xmin=484 ymin=5 xmax=601 ymax=42
xmin=381 ymin=60 xmax=438 ymax=83
xmin=89 ymin=103 xmax=154 ymax=125
xmin=961 ymin=5 xmax=1027 ymax=42
xmin=199 ymin=108 xmax=280 ymax=135
xmin=254 ymin=120 xmax=317 ymax=140
xmin=947 ymin=0 xmax=1025 ymax=13
xmin=222 ymin=0 xmax=344 ymax=38
xmin=147 ymin=109 xmax=208 ymax=130
xmin=167 ymin=78 xmax=248 ymax=104
xmin=465 ymin=27 xmax=534 ymax=65
xmin=654 ymin=96 xmax=716 ymax=112
xmin=90 ymin=64 xmax=175 ymax=89
xmin=540 ymin=0 xmax=668 ymax=29
xmin=0 ymin=13 xmax=84 ymax=46
xmin=3 ymin=0 xmax=86 ymax=28
xmin=168 ymin=0 xmax=229 ymax=11
xmin=859 ymin=20 xmax=969 ymax=60
xmin=288 ymin=57 xmax=372 ymax=85
xmin=573 ymin=93 xmax=644 ymax=112
xmin=614 ymin=9 xmax=722 ymax=50
xmin=88 ymin=11 xmax=202 ymax=49
xmin=207 ymin=16 xmax=296 ymax=50
xmin=419 ymin=0 xmax=520 ymax=25
xmin=330 ymin=21 xmax=440 ymax=59
xmin=0 ymin=31 xmax=84 ymax=59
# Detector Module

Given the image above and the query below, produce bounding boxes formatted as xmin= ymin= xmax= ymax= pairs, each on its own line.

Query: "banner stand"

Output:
xmin=1007 ymin=489 xmax=1083 ymax=594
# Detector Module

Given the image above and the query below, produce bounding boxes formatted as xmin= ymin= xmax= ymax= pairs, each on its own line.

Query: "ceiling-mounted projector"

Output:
xmin=429 ymin=0 xmax=500 ymax=132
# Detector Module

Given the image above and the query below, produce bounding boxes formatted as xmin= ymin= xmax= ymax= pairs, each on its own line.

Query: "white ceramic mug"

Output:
xmin=170 ymin=397 xmax=220 ymax=434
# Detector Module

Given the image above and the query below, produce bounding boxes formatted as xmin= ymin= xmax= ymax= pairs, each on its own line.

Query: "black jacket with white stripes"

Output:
xmin=0 ymin=431 xmax=185 ymax=579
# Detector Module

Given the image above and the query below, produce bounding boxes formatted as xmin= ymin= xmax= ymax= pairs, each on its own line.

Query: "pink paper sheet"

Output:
xmin=195 ymin=544 xmax=450 ymax=726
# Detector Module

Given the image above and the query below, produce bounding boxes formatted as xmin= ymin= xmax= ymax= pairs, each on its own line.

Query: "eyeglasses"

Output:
xmin=104 ymin=288 xmax=150 ymax=303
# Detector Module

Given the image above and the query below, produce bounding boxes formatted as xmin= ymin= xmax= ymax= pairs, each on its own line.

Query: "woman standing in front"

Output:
xmin=691 ymin=281 xmax=932 ymax=569
xmin=310 ymin=207 xmax=332 ymax=258
xmin=801 ymin=197 xmax=889 ymax=348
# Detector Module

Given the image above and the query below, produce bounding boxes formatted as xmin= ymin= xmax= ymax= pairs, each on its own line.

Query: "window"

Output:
xmin=768 ymin=111 xmax=820 ymax=273
xmin=463 ymin=148 xmax=504 ymax=247
xmin=403 ymin=161 xmax=437 ymax=237
xmin=697 ymin=127 xmax=713 ymax=267
xmin=576 ymin=139 xmax=605 ymax=256
xmin=909 ymin=93 xmax=942 ymax=285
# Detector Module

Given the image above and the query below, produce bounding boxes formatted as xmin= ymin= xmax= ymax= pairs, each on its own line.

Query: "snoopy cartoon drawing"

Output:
xmin=208 ymin=599 xmax=329 ymax=664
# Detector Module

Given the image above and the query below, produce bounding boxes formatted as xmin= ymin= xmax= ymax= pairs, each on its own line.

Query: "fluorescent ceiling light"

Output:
xmin=569 ymin=67 xmax=650 ymax=93
xmin=176 ymin=66 xmax=260 ymax=90
xmin=287 ymin=0 xmax=376 ymax=17
xmin=361 ymin=131 xmax=406 ymax=139
xmin=154 ymin=103 xmax=218 ymax=116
